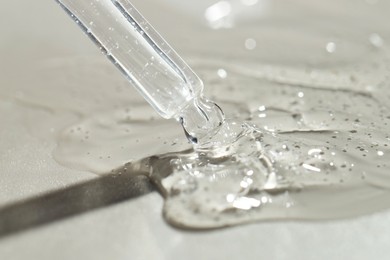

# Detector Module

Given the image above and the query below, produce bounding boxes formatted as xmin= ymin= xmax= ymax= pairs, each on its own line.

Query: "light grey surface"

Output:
xmin=1 ymin=0 xmax=390 ymax=259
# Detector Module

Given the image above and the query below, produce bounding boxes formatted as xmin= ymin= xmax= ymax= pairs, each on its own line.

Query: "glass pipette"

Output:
xmin=55 ymin=0 xmax=224 ymax=144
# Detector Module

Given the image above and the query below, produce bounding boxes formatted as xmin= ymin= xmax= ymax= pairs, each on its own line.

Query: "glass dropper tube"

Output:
xmin=56 ymin=0 xmax=224 ymax=144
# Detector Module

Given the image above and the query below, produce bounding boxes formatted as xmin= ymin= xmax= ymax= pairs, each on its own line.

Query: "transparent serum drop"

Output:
xmin=178 ymin=97 xmax=224 ymax=146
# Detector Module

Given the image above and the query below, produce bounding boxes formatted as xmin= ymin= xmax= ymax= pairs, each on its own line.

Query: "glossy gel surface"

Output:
xmin=20 ymin=0 xmax=390 ymax=229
